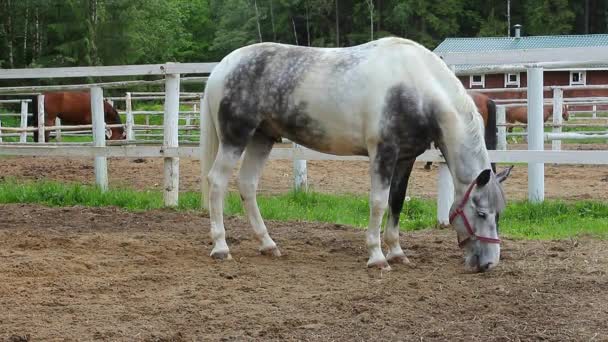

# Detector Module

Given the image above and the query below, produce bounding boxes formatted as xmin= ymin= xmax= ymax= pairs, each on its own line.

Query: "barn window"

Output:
xmin=469 ymin=74 xmax=485 ymax=88
xmin=570 ymin=71 xmax=586 ymax=86
xmin=504 ymin=73 xmax=520 ymax=87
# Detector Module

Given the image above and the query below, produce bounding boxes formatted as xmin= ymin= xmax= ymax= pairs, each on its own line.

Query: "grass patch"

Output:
xmin=0 ymin=179 xmax=606 ymax=240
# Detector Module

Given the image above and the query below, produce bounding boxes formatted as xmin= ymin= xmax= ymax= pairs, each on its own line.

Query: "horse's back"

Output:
xmin=44 ymin=91 xmax=92 ymax=123
xmin=206 ymin=38 xmax=470 ymax=155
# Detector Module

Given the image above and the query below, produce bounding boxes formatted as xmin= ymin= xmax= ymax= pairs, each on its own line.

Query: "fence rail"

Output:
xmin=1 ymin=60 xmax=608 ymax=224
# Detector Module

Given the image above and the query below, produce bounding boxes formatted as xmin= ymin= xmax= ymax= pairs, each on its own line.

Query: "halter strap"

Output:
xmin=449 ymin=181 xmax=500 ymax=248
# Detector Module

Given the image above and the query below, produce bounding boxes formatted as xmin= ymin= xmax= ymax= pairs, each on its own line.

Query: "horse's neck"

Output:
xmin=439 ymin=121 xmax=490 ymax=198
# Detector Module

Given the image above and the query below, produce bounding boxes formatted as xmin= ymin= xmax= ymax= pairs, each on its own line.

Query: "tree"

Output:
xmin=524 ymin=0 xmax=575 ymax=35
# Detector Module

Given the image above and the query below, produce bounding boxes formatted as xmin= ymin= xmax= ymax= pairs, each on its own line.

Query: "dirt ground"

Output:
xmin=0 ymin=151 xmax=607 ymax=201
xmin=0 ymin=204 xmax=606 ymax=341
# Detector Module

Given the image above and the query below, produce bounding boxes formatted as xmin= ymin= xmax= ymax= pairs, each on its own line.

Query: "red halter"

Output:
xmin=449 ymin=181 xmax=501 ymax=248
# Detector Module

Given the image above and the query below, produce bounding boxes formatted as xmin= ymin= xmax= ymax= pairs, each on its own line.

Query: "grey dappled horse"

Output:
xmin=200 ymin=37 xmax=512 ymax=273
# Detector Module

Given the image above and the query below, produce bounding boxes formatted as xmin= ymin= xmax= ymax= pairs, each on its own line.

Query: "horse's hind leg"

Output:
xmin=384 ymin=158 xmax=415 ymax=264
xmin=208 ymin=143 xmax=246 ymax=260
xmin=238 ymin=132 xmax=279 ymax=256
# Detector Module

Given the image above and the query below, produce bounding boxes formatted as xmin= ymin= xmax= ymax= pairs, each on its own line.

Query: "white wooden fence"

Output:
xmin=0 ymin=61 xmax=607 ymax=224
xmin=0 ymin=63 xmax=217 ymax=207
xmin=494 ymin=88 xmax=608 ymax=150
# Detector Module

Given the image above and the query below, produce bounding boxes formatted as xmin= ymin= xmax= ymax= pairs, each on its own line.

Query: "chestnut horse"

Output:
xmin=425 ymin=91 xmax=497 ymax=171
xmin=28 ymin=92 xmax=125 ymax=142
xmin=506 ymin=104 xmax=569 ymax=133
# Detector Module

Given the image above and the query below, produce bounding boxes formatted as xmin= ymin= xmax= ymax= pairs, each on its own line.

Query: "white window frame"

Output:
xmin=569 ymin=71 xmax=586 ymax=86
xmin=469 ymin=74 xmax=485 ymax=88
xmin=504 ymin=72 xmax=520 ymax=87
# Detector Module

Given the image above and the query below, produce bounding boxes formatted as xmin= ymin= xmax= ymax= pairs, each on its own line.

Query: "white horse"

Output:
xmin=200 ymin=37 xmax=511 ymax=273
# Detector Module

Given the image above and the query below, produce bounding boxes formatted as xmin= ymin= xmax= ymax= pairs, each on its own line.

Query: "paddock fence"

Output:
xmin=0 ymin=61 xmax=607 ymax=225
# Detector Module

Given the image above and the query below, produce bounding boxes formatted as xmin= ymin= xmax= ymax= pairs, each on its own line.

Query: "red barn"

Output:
xmin=433 ymin=29 xmax=608 ymax=104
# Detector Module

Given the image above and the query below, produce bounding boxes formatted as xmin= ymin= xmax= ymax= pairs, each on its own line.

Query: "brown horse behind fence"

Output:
xmin=506 ymin=104 xmax=570 ymax=132
xmin=28 ymin=92 xmax=125 ymax=142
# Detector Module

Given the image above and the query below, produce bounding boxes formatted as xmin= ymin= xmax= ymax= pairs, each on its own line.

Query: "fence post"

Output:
xmin=55 ymin=118 xmax=62 ymax=142
xmin=293 ymin=143 xmax=308 ymax=191
xmin=163 ymin=72 xmax=180 ymax=207
xmin=496 ymin=105 xmax=507 ymax=150
xmin=552 ymin=88 xmax=563 ymax=151
xmin=527 ymin=67 xmax=544 ymax=203
xmin=91 ymin=86 xmax=108 ymax=192
xmin=185 ymin=106 xmax=192 ymax=138
xmin=592 ymin=104 xmax=597 ymax=118
xmin=20 ymin=100 xmax=28 ymax=143
xmin=37 ymin=94 xmax=45 ymax=143
xmin=437 ymin=163 xmax=454 ymax=227
xmin=125 ymin=92 xmax=135 ymax=141
xmin=0 ymin=119 xmax=3 ymax=143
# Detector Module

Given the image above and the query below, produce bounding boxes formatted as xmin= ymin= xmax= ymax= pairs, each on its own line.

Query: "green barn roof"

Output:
xmin=434 ymin=34 xmax=608 ymax=53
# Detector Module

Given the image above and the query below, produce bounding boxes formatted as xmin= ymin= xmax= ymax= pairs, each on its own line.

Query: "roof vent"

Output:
xmin=514 ymin=24 xmax=522 ymax=38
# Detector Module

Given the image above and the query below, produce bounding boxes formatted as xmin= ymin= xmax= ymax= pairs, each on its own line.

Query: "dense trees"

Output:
xmin=0 ymin=0 xmax=606 ymax=69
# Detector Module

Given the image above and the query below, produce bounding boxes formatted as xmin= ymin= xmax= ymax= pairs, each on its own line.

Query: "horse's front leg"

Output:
xmin=384 ymin=158 xmax=415 ymax=264
xmin=366 ymin=142 xmax=398 ymax=270
xmin=44 ymin=117 xmax=54 ymax=142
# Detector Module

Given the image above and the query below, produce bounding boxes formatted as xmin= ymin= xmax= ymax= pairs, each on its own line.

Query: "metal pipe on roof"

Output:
xmin=514 ymin=24 xmax=522 ymax=38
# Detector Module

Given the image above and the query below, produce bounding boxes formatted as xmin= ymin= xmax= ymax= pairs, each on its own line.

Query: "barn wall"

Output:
xmin=457 ymin=70 xmax=608 ymax=105
xmin=587 ymin=70 xmax=608 ymax=85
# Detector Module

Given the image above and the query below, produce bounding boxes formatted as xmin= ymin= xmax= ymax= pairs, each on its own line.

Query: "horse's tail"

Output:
xmin=484 ymin=98 xmax=497 ymax=173
xmin=200 ymin=86 xmax=219 ymax=210
xmin=27 ymin=95 xmax=39 ymax=142
xmin=27 ymin=95 xmax=38 ymax=127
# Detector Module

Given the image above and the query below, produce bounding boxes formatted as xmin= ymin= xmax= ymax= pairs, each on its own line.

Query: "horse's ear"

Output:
xmin=476 ymin=169 xmax=492 ymax=187
xmin=496 ymin=165 xmax=513 ymax=183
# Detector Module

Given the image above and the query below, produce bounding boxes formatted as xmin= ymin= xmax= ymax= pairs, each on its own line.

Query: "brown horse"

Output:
xmin=506 ymin=104 xmax=570 ymax=133
xmin=29 ymin=91 xmax=125 ymax=142
xmin=425 ymin=91 xmax=497 ymax=171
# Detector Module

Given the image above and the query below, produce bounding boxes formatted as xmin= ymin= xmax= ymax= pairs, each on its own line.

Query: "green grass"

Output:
xmin=0 ymin=179 xmax=606 ymax=240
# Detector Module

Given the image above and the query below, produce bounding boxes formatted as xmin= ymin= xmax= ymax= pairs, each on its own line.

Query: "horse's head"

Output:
xmin=450 ymin=167 xmax=512 ymax=273
xmin=562 ymin=104 xmax=570 ymax=121
xmin=104 ymin=101 xmax=126 ymax=140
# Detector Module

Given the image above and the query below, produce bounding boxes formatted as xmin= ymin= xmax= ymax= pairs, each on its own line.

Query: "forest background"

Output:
xmin=0 ymin=0 xmax=606 ymax=73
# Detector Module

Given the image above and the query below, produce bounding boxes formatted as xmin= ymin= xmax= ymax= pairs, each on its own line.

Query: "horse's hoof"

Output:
xmin=367 ymin=259 xmax=391 ymax=271
xmin=260 ymin=246 xmax=281 ymax=257
xmin=386 ymin=254 xmax=416 ymax=268
xmin=386 ymin=253 xmax=412 ymax=265
xmin=211 ymin=250 xmax=233 ymax=261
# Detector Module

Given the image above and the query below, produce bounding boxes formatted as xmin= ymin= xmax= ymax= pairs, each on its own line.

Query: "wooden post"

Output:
xmin=293 ymin=143 xmax=308 ymax=191
xmin=496 ymin=105 xmax=507 ymax=150
xmin=552 ymin=88 xmax=563 ymax=151
xmin=91 ymin=86 xmax=108 ymax=192
xmin=527 ymin=67 xmax=544 ymax=203
xmin=185 ymin=106 xmax=192 ymax=139
xmin=437 ymin=163 xmax=454 ymax=227
xmin=55 ymin=117 xmax=62 ymax=142
xmin=20 ymin=100 xmax=28 ymax=143
xmin=0 ymin=119 xmax=3 ymax=143
xmin=37 ymin=94 xmax=45 ymax=143
xmin=163 ymin=73 xmax=180 ymax=207
xmin=592 ymin=104 xmax=597 ymax=118
xmin=125 ymin=92 xmax=135 ymax=140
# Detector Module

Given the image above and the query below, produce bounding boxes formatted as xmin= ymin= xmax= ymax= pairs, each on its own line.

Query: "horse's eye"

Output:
xmin=477 ymin=211 xmax=487 ymax=219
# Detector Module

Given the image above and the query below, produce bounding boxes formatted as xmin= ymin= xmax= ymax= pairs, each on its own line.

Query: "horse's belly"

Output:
xmin=268 ymin=111 xmax=367 ymax=156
